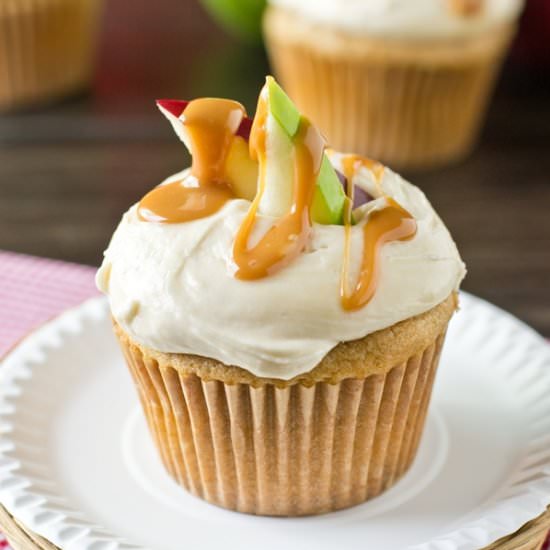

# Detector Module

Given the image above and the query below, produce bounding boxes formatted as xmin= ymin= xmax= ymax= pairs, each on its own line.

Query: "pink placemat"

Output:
xmin=0 ymin=250 xmax=98 ymax=549
xmin=0 ymin=250 xmax=99 ymax=357
xmin=0 ymin=250 xmax=548 ymax=550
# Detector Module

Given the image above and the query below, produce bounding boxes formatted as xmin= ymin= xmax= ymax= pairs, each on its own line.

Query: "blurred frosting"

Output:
xmin=97 ymin=158 xmax=465 ymax=380
xmin=267 ymin=0 xmax=524 ymax=38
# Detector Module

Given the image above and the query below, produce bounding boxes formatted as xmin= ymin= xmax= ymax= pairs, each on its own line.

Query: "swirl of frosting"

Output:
xmin=97 ymin=155 xmax=465 ymax=379
xmin=267 ymin=0 xmax=524 ymax=38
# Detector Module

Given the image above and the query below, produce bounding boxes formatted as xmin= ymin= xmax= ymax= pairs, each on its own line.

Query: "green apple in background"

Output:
xmin=260 ymin=77 xmax=347 ymax=225
xmin=199 ymin=0 xmax=267 ymax=43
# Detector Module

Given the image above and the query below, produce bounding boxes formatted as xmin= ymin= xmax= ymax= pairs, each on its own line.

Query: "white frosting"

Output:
xmin=268 ymin=0 xmax=524 ymax=38
xmin=97 ymin=156 xmax=465 ymax=380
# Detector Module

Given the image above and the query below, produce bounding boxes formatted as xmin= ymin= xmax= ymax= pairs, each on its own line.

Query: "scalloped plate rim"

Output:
xmin=0 ymin=292 xmax=549 ymax=550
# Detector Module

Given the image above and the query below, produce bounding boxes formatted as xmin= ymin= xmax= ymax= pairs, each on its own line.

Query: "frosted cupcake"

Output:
xmin=263 ymin=0 xmax=523 ymax=169
xmin=0 ymin=0 xmax=103 ymax=110
xmin=97 ymin=77 xmax=465 ymax=516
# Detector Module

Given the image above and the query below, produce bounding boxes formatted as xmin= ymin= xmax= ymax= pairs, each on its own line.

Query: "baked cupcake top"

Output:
xmin=96 ymin=78 xmax=465 ymax=379
xmin=268 ymin=0 xmax=524 ymax=38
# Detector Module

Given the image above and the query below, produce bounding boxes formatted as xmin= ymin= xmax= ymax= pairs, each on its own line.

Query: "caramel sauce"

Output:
xmin=138 ymin=98 xmax=245 ymax=223
xmin=343 ymin=155 xmax=385 ymax=190
xmin=137 ymin=181 xmax=234 ymax=223
xmin=232 ymin=93 xmax=324 ymax=279
xmin=340 ymin=155 xmax=417 ymax=311
xmin=448 ymin=0 xmax=483 ymax=17
xmin=341 ymin=157 xmax=355 ymax=312
xmin=140 ymin=92 xmax=418 ymax=312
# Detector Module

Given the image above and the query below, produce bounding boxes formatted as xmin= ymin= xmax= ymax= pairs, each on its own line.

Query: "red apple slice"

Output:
xmin=156 ymin=99 xmax=259 ymax=200
xmin=156 ymin=99 xmax=188 ymax=117
xmin=156 ymin=99 xmax=253 ymax=141
xmin=335 ymin=169 xmax=374 ymax=209
xmin=236 ymin=116 xmax=252 ymax=141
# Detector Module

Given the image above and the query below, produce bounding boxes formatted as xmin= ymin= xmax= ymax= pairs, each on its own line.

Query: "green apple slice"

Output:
xmin=311 ymin=155 xmax=346 ymax=225
xmin=266 ymin=76 xmax=301 ymax=138
xmin=257 ymin=77 xmax=347 ymax=224
xmin=258 ymin=112 xmax=295 ymax=217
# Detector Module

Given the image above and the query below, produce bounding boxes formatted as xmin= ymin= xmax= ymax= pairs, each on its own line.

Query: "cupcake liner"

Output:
xmin=0 ymin=0 xmax=103 ymax=110
xmin=264 ymin=7 xmax=516 ymax=169
xmin=117 ymin=328 xmax=447 ymax=516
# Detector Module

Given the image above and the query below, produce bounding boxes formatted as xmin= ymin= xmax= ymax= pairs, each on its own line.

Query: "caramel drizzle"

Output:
xmin=137 ymin=98 xmax=245 ymax=223
xmin=232 ymin=92 xmax=324 ymax=279
xmin=340 ymin=156 xmax=417 ymax=312
xmin=138 ymin=94 xmax=418 ymax=312
xmin=447 ymin=0 xmax=484 ymax=17
xmin=343 ymin=155 xmax=385 ymax=193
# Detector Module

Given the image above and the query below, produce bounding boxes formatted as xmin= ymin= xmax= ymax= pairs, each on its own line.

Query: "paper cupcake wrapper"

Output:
xmin=118 ymin=330 xmax=447 ymax=516
xmin=0 ymin=0 xmax=103 ymax=110
xmin=264 ymin=12 xmax=515 ymax=169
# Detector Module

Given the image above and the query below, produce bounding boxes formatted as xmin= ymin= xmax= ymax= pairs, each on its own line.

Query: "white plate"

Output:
xmin=0 ymin=293 xmax=550 ymax=550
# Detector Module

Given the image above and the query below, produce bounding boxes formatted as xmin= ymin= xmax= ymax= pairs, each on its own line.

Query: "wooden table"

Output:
xmin=0 ymin=0 xmax=549 ymax=335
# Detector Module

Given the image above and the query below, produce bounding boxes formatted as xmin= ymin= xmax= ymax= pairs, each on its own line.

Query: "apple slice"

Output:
xmin=156 ymin=99 xmax=188 ymax=118
xmin=257 ymin=77 xmax=347 ymax=224
xmin=258 ymin=112 xmax=295 ymax=217
xmin=311 ymin=156 xmax=347 ymax=225
xmin=156 ymin=98 xmax=258 ymax=201
xmin=224 ymin=136 xmax=258 ymax=201
xmin=157 ymin=99 xmax=192 ymax=150
xmin=255 ymin=77 xmax=297 ymax=217
xmin=266 ymin=76 xmax=300 ymax=138
xmin=156 ymin=87 xmax=347 ymax=224
xmin=156 ymin=99 xmax=253 ymax=143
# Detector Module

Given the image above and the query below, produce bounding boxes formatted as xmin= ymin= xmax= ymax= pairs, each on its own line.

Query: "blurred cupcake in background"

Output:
xmin=263 ymin=0 xmax=524 ymax=170
xmin=0 ymin=0 xmax=104 ymax=111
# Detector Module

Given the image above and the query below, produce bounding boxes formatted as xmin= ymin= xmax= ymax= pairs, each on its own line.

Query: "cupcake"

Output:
xmin=263 ymin=0 xmax=523 ymax=170
xmin=0 ymin=0 xmax=103 ymax=110
xmin=97 ymin=77 xmax=465 ymax=516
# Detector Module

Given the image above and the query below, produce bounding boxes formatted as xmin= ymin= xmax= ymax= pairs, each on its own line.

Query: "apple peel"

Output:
xmin=156 ymin=99 xmax=253 ymax=142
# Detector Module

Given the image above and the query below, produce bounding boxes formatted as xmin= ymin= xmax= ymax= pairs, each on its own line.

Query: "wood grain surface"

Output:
xmin=0 ymin=0 xmax=548 ymax=335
